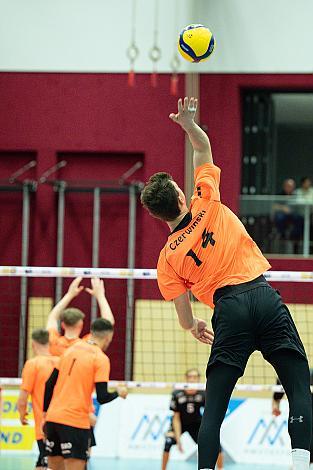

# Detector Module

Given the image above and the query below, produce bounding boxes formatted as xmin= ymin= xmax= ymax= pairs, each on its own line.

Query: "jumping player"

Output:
xmin=141 ymin=97 xmax=312 ymax=470
xmin=17 ymin=329 xmax=59 ymax=470
xmin=47 ymin=277 xmax=114 ymax=356
xmin=43 ymin=318 xmax=127 ymax=470
xmin=162 ymin=368 xmax=223 ymax=470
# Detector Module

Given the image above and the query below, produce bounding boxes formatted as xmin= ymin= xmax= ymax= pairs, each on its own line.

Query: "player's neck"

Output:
xmin=35 ymin=347 xmax=50 ymax=356
xmin=64 ymin=329 xmax=79 ymax=339
xmin=167 ymin=209 xmax=189 ymax=232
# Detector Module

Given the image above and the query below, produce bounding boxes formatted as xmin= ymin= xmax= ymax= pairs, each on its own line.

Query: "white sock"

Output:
xmin=292 ymin=449 xmax=310 ymax=469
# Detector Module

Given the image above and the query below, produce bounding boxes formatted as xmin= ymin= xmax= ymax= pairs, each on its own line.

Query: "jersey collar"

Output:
xmin=170 ymin=212 xmax=192 ymax=236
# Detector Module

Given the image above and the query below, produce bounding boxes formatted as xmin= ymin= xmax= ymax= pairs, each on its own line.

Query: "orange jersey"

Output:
xmin=46 ymin=340 xmax=110 ymax=429
xmin=21 ymin=355 xmax=59 ymax=440
xmin=157 ymin=163 xmax=271 ymax=308
xmin=48 ymin=328 xmax=80 ymax=356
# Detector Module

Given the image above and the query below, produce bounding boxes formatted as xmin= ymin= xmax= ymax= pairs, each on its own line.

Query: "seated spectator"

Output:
xmin=295 ymin=176 xmax=313 ymax=203
xmin=273 ymin=178 xmax=303 ymax=241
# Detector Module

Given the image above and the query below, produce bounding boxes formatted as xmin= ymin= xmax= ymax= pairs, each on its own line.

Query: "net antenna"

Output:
xmin=9 ymin=160 xmax=37 ymax=184
xmin=38 ymin=160 xmax=67 ymax=184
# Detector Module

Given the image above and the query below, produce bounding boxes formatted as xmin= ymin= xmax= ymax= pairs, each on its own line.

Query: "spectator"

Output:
xmin=295 ymin=177 xmax=313 ymax=203
xmin=273 ymin=178 xmax=303 ymax=242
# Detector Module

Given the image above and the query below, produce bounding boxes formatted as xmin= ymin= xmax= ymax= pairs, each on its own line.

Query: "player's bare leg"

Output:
xmin=217 ymin=450 xmax=224 ymax=469
xmin=48 ymin=456 xmax=65 ymax=470
xmin=64 ymin=458 xmax=86 ymax=470
xmin=161 ymin=450 xmax=170 ymax=470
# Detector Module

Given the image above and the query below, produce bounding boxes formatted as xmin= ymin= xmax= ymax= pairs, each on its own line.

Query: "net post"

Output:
xmin=91 ymin=187 xmax=101 ymax=322
xmin=55 ymin=181 xmax=66 ymax=303
xmin=125 ymin=184 xmax=137 ymax=381
xmin=18 ymin=182 xmax=31 ymax=375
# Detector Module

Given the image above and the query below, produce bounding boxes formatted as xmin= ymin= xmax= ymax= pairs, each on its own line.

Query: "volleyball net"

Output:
xmin=0 ymin=266 xmax=313 ymax=392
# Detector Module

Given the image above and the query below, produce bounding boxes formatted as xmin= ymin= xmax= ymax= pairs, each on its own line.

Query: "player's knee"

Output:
xmin=164 ymin=436 xmax=175 ymax=453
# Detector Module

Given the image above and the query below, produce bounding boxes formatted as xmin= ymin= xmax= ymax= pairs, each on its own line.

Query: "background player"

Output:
xmin=272 ymin=373 xmax=313 ymax=468
xmin=141 ymin=97 xmax=312 ymax=470
xmin=162 ymin=368 xmax=223 ymax=470
xmin=47 ymin=277 xmax=114 ymax=356
xmin=43 ymin=318 xmax=127 ymax=470
xmin=17 ymin=329 xmax=59 ymax=470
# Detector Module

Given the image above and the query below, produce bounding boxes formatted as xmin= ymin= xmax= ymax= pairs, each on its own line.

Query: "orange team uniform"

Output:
xmin=46 ymin=340 xmax=110 ymax=429
xmin=21 ymin=355 xmax=59 ymax=440
xmin=157 ymin=163 xmax=271 ymax=308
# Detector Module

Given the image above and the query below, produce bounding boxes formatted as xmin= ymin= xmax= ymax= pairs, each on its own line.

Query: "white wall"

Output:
xmin=0 ymin=0 xmax=312 ymax=73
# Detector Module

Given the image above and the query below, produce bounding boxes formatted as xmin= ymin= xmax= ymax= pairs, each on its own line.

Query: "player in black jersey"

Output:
xmin=162 ymin=369 xmax=224 ymax=470
xmin=272 ymin=370 xmax=313 ymax=467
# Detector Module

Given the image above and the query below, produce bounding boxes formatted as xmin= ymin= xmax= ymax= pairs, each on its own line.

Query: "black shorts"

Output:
xmin=90 ymin=426 xmax=96 ymax=448
xmin=36 ymin=439 xmax=48 ymax=468
xmin=208 ymin=276 xmax=306 ymax=375
xmin=45 ymin=422 xmax=91 ymax=461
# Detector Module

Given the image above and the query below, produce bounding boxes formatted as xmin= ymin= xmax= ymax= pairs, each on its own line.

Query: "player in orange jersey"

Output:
xmin=46 ymin=277 xmax=115 ymax=456
xmin=43 ymin=318 xmax=127 ymax=470
xmin=141 ymin=97 xmax=312 ymax=470
xmin=17 ymin=329 xmax=59 ymax=470
xmin=47 ymin=277 xmax=115 ymax=357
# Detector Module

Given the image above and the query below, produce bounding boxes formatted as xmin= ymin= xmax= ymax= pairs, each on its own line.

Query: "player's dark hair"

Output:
xmin=61 ymin=308 xmax=85 ymax=326
xmin=140 ymin=172 xmax=181 ymax=221
xmin=91 ymin=318 xmax=114 ymax=338
xmin=32 ymin=329 xmax=49 ymax=345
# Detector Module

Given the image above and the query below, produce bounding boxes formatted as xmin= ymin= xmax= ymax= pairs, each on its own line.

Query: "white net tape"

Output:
xmin=0 ymin=266 xmax=313 ymax=281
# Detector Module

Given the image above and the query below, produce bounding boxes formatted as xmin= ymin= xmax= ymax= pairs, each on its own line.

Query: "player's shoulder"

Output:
xmin=24 ymin=357 xmax=37 ymax=367
xmin=194 ymin=162 xmax=220 ymax=179
xmin=194 ymin=390 xmax=205 ymax=402
xmin=172 ymin=389 xmax=186 ymax=399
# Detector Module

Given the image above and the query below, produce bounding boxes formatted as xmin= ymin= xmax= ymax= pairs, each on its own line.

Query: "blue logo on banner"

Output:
xmin=131 ymin=414 xmax=172 ymax=441
xmin=248 ymin=418 xmax=288 ymax=446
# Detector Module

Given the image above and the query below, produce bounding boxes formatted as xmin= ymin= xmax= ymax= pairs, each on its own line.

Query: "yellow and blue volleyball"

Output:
xmin=178 ymin=24 xmax=215 ymax=63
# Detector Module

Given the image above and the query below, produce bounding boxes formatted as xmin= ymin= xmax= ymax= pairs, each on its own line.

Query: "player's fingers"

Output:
xmin=85 ymin=287 xmax=93 ymax=294
xmin=178 ymin=98 xmax=183 ymax=113
xmin=189 ymin=97 xmax=194 ymax=110
xmin=194 ymin=98 xmax=198 ymax=111
xmin=169 ymin=113 xmax=178 ymax=122
xmin=184 ymin=96 xmax=188 ymax=111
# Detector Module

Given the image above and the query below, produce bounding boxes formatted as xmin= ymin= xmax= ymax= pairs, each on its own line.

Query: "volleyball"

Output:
xmin=178 ymin=24 xmax=215 ymax=63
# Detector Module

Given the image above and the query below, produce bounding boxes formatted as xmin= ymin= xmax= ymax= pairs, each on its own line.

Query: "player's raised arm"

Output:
xmin=46 ymin=277 xmax=84 ymax=330
xmin=169 ymin=97 xmax=213 ymax=168
xmin=85 ymin=278 xmax=115 ymax=326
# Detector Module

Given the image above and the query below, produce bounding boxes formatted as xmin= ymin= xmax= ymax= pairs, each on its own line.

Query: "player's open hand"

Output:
xmin=169 ymin=97 xmax=198 ymax=130
xmin=190 ymin=318 xmax=214 ymax=345
xmin=85 ymin=278 xmax=105 ymax=299
xmin=19 ymin=412 xmax=28 ymax=425
xmin=117 ymin=383 xmax=128 ymax=399
xmin=177 ymin=440 xmax=184 ymax=453
xmin=272 ymin=400 xmax=281 ymax=417
xmin=67 ymin=277 xmax=84 ymax=298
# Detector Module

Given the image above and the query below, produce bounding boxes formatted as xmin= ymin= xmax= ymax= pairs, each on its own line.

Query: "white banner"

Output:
xmin=1 ymin=391 xmax=293 ymax=465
